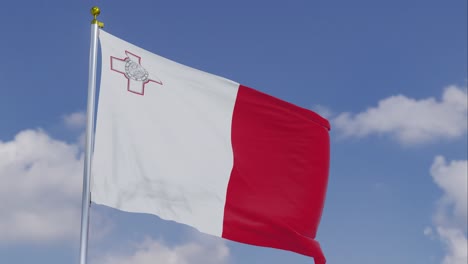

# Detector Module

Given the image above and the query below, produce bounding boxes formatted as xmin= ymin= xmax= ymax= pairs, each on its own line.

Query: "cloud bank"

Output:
xmin=93 ymin=237 xmax=230 ymax=264
xmin=334 ymin=85 xmax=467 ymax=144
xmin=0 ymin=129 xmax=83 ymax=243
xmin=430 ymin=156 xmax=467 ymax=264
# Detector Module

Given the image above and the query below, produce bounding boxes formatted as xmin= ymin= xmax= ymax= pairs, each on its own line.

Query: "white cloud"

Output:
xmin=93 ymin=237 xmax=230 ymax=264
xmin=431 ymin=156 xmax=468 ymax=225
xmin=0 ymin=129 xmax=83 ymax=243
xmin=333 ymin=85 xmax=467 ymax=144
xmin=63 ymin=111 xmax=86 ymax=129
xmin=437 ymin=227 xmax=467 ymax=264
xmin=429 ymin=156 xmax=468 ymax=264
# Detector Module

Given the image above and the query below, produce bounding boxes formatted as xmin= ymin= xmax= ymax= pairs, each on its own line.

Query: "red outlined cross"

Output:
xmin=110 ymin=51 xmax=163 ymax=95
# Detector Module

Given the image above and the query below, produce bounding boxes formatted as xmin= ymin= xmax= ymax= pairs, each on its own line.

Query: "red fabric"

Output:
xmin=222 ymin=85 xmax=330 ymax=264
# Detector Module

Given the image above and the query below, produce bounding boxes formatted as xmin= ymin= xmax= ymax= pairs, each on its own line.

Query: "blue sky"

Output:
xmin=0 ymin=1 xmax=466 ymax=264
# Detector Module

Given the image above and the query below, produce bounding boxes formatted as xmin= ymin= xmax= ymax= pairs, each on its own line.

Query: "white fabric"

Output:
xmin=91 ymin=30 xmax=239 ymax=236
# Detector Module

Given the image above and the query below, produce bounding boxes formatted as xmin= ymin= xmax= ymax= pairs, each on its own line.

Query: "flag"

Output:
xmin=92 ymin=30 xmax=330 ymax=264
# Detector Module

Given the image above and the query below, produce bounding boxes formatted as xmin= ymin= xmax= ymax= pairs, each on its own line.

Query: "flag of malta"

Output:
xmin=92 ymin=30 xmax=331 ymax=264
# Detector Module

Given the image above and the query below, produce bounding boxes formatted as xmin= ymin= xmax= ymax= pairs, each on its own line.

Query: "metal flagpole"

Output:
xmin=79 ymin=6 xmax=104 ymax=264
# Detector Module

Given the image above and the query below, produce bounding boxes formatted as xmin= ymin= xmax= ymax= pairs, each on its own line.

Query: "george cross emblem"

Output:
xmin=110 ymin=51 xmax=163 ymax=95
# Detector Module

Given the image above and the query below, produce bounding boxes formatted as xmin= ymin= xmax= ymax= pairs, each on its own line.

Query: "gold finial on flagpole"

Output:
xmin=90 ymin=6 xmax=104 ymax=28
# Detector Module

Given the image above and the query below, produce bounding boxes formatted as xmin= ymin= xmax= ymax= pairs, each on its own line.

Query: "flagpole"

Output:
xmin=79 ymin=6 xmax=103 ymax=264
